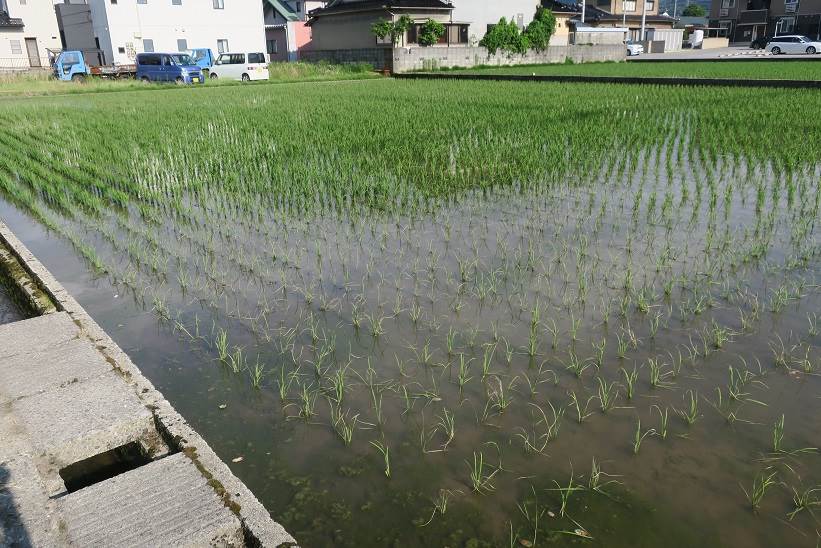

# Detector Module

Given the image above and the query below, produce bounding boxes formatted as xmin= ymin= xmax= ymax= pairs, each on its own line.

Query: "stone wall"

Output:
xmin=300 ymin=47 xmax=393 ymax=71
xmin=392 ymin=45 xmax=625 ymax=73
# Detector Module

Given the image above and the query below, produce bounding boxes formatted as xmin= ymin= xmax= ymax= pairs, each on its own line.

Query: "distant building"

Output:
xmin=451 ymin=0 xmax=541 ymax=45
xmin=542 ymin=0 xmax=676 ymax=41
xmin=263 ymin=0 xmax=325 ymax=61
xmin=1 ymin=0 xmax=61 ymax=69
xmin=709 ymin=0 xmax=821 ymax=43
xmin=54 ymin=0 xmax=266 ymax=66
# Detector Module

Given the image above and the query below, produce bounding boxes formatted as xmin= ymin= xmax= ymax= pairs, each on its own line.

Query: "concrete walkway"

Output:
xmin=0 ymin=222 xmax=296 ymax=547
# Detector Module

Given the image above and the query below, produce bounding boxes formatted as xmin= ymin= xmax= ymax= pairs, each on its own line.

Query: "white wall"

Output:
xmin=450 ymin=0 xmax=540 ymax=44
xmin=87 ymin=0 xmax=266 ymax=65
xmin=0 ymin=0 xmax=62 ymax=69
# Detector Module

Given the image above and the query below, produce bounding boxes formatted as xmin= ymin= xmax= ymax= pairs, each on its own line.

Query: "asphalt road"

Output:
xmin=629 ymin=45 xmax=821 ymax=61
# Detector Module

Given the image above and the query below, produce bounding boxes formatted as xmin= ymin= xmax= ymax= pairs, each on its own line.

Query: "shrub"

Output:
xmin=524 ymin=7 xmax=557 ymax=52
xmin=419 ymin=19 xmax=446 ymax=47
xmin=480 ymin=18 xmax=529 ymax=55
xmin=371 ymin=15 xmax=413 ymax=45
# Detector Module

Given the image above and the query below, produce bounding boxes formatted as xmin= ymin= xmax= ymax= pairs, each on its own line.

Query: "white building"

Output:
xmin=451 ymin=0 xmax=540 ymax=44
xmin=55 ymin=0 xmax=266 ymax=66
xmin=1 ymin=0 xmax=61 ymax=69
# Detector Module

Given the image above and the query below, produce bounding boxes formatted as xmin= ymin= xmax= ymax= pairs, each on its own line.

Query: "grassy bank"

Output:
xmin=440 ymin=60 xmax=821 ymax=80
xmin=0 ymin=61 xmax=382 ymax=98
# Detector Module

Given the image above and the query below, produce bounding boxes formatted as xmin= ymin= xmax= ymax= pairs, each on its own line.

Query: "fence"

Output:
xmin=0 ymin=56 xmax=52 ymax=72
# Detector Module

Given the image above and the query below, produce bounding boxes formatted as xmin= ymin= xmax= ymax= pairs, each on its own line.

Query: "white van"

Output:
xmin=208 ymin=52 xmax=269 ymax=82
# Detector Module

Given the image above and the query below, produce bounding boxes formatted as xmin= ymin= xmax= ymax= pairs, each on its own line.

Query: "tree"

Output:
xmin=682 ymin=4 xmax=707 ymax=16
xmin=418 ymin=19 xmax=446 ymax=47
xmin=371 ymin=15 xmax=413 ymax=45
xmin=524 ymin=7 xmax=557 ymax=52
xmin=480 ymin=17 xmax=529 ymax=55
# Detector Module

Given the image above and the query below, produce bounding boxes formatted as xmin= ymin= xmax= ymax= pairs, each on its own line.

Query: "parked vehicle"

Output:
xmin=207 ymin=52 xmax=269 ymax=82
xmin=187 ymin=48 xmax=215 ymax=75
xmin=766 ymin=35 xmax=821 ymax=55
xmin=626 ymin=40 xmax=644 ymax=56
xmin=51 ymin=50 xmax=136 ymax=82
xmin=136 ymin=53 xmax=205 ymax=84
xmin=750 ymin=35 xmax=773 ymax=49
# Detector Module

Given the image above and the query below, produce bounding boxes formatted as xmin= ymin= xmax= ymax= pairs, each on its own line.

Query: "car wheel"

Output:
xmin=71 ymin=74 xmax=86 ymax=83
xmin=771 ymin=46 xmax=781 ymax=55
xmin=241 ymin=73 xmax=250 ymax=82
xmin=210 ymin=73 xmax=218 ymax=80
xmin=175 ymin=77 xmax=184 ymax=85
xmin=807 ymin=46 xmax=817 ymax=54
xmin=141 ymin=76 xmax=151 ymax=83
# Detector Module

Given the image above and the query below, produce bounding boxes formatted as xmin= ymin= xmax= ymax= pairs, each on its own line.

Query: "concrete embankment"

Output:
xmin=0 ymin=221 xmax=296 ymax=547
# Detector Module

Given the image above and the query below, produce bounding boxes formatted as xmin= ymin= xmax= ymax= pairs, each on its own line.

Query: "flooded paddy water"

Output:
xmin=0 ymin=80 xmax=819 ymax=546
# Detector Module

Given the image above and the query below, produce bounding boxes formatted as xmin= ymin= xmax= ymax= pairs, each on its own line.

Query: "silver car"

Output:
xmin=766 ymin=35 xmax=821 ymax=55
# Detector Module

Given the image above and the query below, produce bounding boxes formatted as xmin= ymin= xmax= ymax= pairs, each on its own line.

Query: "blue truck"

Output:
xmin=51 ymin=50 xmax=136 ymax=82
xmin=187 ymin=48 xmax=216 ymax=75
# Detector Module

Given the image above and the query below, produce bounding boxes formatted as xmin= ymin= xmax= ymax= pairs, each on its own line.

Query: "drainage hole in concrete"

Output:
xmin=59 ymin=441 xmax=153 ymax=493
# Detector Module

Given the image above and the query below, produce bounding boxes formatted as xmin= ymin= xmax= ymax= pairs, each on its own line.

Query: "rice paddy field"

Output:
xmin=0 ymin=78 xmax=820 ymax=547
xmin=445 ymin=60 xmax=821 ymax=80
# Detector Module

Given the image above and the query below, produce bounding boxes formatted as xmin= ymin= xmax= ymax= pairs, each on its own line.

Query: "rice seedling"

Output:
xmin=466 ymin=450 xmax=499 ymax=494
xmin=632 ymin=418 xmax=656 ymax=455
xmin=547 ymin=465 xmax=585 ymax=518
xmin=596 ymin=377 xmax=620 ymax=413
xmin=741 ymin=470 xmax=779 ymax=512
xmin=787 ymin=485 xmax=821 ymax=521
xmin=370 ymin=439 xmax=391 ymax=478
xmin=620 ymin=365 xmax=638 ymax=400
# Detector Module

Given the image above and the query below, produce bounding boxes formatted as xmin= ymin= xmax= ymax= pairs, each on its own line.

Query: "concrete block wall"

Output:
xmin=392 ymin=45 xmax=625 ymax=73
xmin=300 ymin=47 xmax=392 ymax=70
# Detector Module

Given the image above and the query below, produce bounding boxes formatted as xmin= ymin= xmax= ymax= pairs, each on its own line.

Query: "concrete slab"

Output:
xmin=0 ymin=455 xmax=61 ymax=547
xmin=58 ymin=453 xmax=244 ymax=547
xmin=12 ymin=372 xmax=163 ymax=478
xmin=0 ymin=312 xmax=80 ymax=360
xmin=0 ymin=337 xmax=112 ymax=402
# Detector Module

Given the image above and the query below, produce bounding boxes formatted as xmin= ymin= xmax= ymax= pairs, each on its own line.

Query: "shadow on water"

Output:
xmin=0 ymin=464 xmax=33 ymax=548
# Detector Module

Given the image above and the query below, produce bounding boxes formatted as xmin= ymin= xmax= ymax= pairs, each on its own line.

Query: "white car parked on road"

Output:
xmin=208 ymin=52 xmax=269 ymax=82
xmin=766 ymin=35 xmax=821 ymax=55
xmin=626 ymin=40 xmax=644 ymax=56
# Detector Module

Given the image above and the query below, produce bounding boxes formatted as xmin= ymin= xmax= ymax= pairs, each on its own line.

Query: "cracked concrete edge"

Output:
xmin=0 ymin=221 xmax=298 ymax=548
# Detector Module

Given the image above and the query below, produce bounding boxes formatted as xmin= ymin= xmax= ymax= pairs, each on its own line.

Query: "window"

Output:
xmin=20 ymin=0 xmax=26 ymax=5
xmin=213 ymin=0 xmax=223 ymax=8
xmin=597 ymin=0 xmax=610 ymax=7
xmin=446 ymin=24 xmax=469 ymax=44
xmin=721 ymin=0 xmax=735 ymax=8
xmin=138 ymin=53 xmax=161 ymax=65
xmin=10 ymin=40 xmax=22 ymax=55
xmin=248 ymin=52 xmax=266 ymax=63
xmin=784 ymin=0 xmax=798 ymax=12
xmin=137 ymin=0 xmax=147 ymax=5
xmin=143 ymin=39 xmax=154 ymax=52
xmin=645 ymin=0 xmax=654 ymax=10
xmin=623 ymin=0 xmax=637 ymax=11
xmin=177 ymin=38 xmax=187 ymax=51
xmin=172 ymin=0 xmax=182 ymax=4
xmin=217 ymin=39 xmax=228 ymax=53
xmin=267 ymin=39 xmax=278 ymax=54
xmin=779 ymin=16 xmax=795 ymax=32
xmin=295 ymin=1 xmax=301 ymax=11
xmin=118 ymin=47 xmax=125 ymax=53
xmin=110 ymin=0 xmax=117 ymax=4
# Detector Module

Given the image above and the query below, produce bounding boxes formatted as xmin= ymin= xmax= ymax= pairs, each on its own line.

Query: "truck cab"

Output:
xmin=52 ymin=50 xmax=90 ymax=82
xmin=187 ymin=48 xmax=215 ymax=74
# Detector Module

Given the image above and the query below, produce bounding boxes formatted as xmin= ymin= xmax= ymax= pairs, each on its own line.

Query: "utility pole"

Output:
xmin=581 ymin=0 xmax=586 ymax=23
xmin=640 ymin=0 xmax=647 ymax=41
